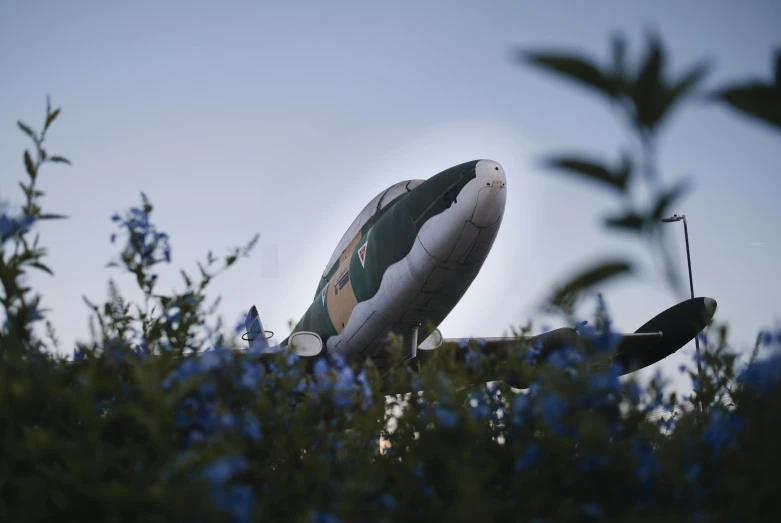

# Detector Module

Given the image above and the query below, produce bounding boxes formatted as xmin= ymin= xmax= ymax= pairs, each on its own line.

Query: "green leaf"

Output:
xmin=17 ymin=121 xmax=36 ymax=140
xmin=48 ymin=155 xmax=71 ymax=165
xmin=667 ymin=61 xmax=709 ymax=110
xmin=18 ymin=181 xmax=31 ymax=198
xmin=24 ymin=150 xmax=36 ymax=178
xmin=38 ymin=213 xmax=68 ymax=220
xmin=29 ymin=262 xmax=53 ymax=276
xmin=605 ymin=212 xmax=645 ymax=232
xmin=45 ymin=108 xmax=60 ymax=131
xmin=652 ymin=180 xmax=691 ymax=221
xmin=716 ymin=83 xmax=781 ymax=130
xmin=631 ymin=34 xmax=665 ymax=130
xmin=522 ymin=51 xmax=618 ymax=99
xmin=548 ymin=258 xmax=633 ymax=310
xmin=544 ymin=153 xmax=630 ymax=193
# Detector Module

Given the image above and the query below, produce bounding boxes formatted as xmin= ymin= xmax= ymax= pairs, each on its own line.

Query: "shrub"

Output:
xmin=2 ymin=35 xmax=780 ymax=522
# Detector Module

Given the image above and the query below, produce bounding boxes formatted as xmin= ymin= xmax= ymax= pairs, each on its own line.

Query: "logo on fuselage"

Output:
xmin=358 ymin=242 xmax=368 ymax=267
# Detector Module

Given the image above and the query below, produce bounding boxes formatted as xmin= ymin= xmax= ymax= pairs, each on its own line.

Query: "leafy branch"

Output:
xmin=0 ymin=97 xmax=70 ymax=356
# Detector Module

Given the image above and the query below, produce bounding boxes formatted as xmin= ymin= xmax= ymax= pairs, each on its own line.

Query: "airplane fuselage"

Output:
xmin=289 ymin=159 xmax=507 ymax=371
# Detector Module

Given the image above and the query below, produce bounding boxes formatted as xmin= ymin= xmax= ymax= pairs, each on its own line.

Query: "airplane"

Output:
xmin=242 ymin=159 xmax=717 ymax=389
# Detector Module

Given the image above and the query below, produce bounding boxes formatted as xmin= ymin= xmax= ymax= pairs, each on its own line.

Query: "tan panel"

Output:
xmin=327 ymin=263 xmax=359 ymax=334
xmin=327 ymin=231 xmax=362 ymax=333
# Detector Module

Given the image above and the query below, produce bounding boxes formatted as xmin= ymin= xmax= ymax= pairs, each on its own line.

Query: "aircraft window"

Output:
xmin=322 ymin=179 xmax=424 ymax=278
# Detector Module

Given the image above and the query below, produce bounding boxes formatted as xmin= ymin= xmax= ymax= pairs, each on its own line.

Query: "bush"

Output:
xmin=2 ymin=36 xmax=780 ymax=522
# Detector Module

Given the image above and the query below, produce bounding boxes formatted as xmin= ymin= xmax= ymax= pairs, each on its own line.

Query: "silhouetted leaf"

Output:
xmin=522 ymin=51 xmax=618 ymax=99
xmin=656 ymin=62 xmax=710 ymax=124
xmin=544 ymin=153 xmax=630 ymax=193
xmin=45 ymin=108 xmax=60 ymax=131
xmin=24 ymin=150 xmax=35 ymax=177
xmin=653 ymin=180 xmax=692 ymax=221
xmin=605 ymin=212 xmax=645 ymax=232
xmin=666 ymin=60 xmax=710 ymax=112
xmin=17 ymin=121 xmax=35 ymax=140
xmin=716 ymin=84 xmax=781 ymax=130
xmin=632 ymin=34 xmax=665 ymax=130
xmin=48 ymin=155 xmax=71 ymax=165
xmin=548 ymin=259 xmax=633 ymax=311
xmin=18 ymin=181 xmax=31 ymax=198
xmin=39 ymin=214 xmax=68 ymax=221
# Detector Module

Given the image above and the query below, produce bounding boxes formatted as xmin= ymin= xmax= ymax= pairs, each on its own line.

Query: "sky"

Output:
xmin=2 ymin=1 xmax=780 ymax=394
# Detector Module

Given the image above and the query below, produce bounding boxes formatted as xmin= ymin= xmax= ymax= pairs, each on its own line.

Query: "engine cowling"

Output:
xmin=288 ymin=331 xmax=324 ymax=357
xmin=418 ymin=329 xmax=443 ymax=351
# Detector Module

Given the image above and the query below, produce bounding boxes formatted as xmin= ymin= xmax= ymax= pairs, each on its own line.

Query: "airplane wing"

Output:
xmin=420 ymin=297 xmax=717 ymax=389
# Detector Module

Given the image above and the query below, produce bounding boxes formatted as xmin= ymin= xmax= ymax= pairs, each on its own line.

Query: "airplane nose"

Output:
xmin=471 ymin=160 xmax=507 ymax=227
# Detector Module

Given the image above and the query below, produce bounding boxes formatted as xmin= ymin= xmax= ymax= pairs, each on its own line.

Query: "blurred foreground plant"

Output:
xmin=1 ymin=37 xmax=780 ymax=522
xmin=519 ymin=35 xmax=780 ymax=315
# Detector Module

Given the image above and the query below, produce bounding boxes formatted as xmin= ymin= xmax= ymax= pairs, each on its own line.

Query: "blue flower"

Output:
xmin=434 ymin=407 xmax=458 ymax=429
xmin=741 ymin=354 xmax=781 ymax=391
xmin=632 ymin=437 xmax=658 ymax=482
xmin=356 ymin=370 xmax=372 ymax=407
xmin=333 ymin=365 xmax=355 ymax=408
xmin=242 ymin=414 xmax=262 ymax=441
xmin=210 ymin=484 xmax=253 ymax=523
xmin=704 ymin=410 xmax=742 ymax=453
xmin=548 ymin=346 xmax=583 ymax=368
xmin=515 ymin=443 xmax=540 ymax=470
xmin=314 ymin=358 xmax=329 ymax=377
xmin=0 ymin=213 xmax=35 ymax=239
xmin=240 ymin=362 xmax=262 ymax=391
xmin=542 ymin=393 xmax=569 ymax=435
xmin=469 ymin=394 xmax=490 ymax=421
xmin=465 ymin=349 xmax=484 ymax=371
xmin=202 ymin=456 xmax=248 ymax=483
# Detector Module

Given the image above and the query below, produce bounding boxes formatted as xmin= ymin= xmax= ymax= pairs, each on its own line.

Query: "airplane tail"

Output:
xmin=244 ymin=305 xmax=271 ymax=352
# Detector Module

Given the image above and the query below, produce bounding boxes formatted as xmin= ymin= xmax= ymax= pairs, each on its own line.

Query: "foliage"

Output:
xmin=1 ymin=36 xmax=780 ymax=522
xmin=519 ymin=36 xmax=780 ymax=310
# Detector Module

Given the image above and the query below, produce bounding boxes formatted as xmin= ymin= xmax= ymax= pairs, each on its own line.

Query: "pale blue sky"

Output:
xmin=2 ymin=1 xmax=779 ymax=392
